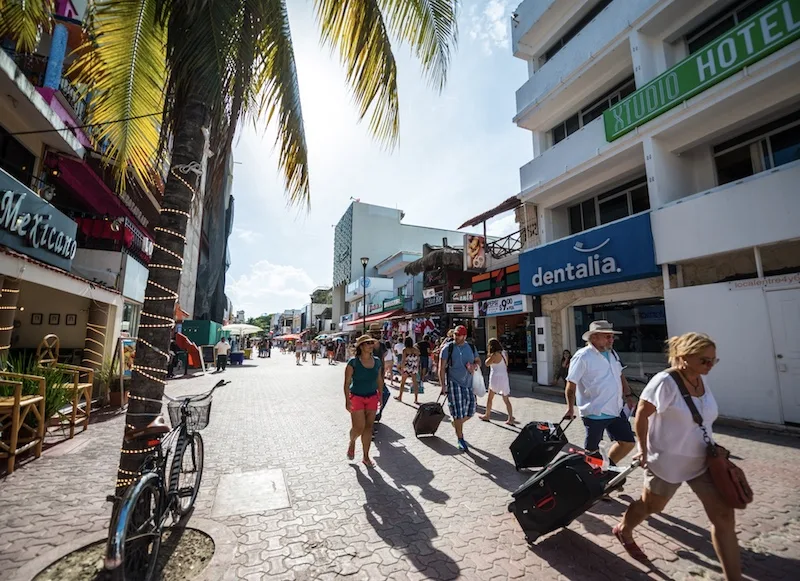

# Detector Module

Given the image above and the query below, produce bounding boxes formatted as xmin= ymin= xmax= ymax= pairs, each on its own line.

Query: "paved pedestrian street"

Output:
xmin=1 ymin=354 xmax=799 ymax=581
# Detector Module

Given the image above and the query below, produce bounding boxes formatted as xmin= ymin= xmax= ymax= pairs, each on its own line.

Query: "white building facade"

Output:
xmin=331 ymin=202 xmax=468 ymax=327
xmin=512 ymin=0 xmax=800 ymax=425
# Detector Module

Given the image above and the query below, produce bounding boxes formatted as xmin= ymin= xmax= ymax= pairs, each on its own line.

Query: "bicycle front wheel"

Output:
xmin=170 ymin=431 xmax=204 ymax=517
xmin=107 ymin=472 xmax=162 ymax=581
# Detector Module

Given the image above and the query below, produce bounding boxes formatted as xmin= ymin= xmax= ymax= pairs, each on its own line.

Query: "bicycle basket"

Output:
xmin=167 ymin=396 xmax=213 ymax=432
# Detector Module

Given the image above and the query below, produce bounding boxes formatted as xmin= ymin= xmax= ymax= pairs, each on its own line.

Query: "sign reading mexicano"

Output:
xmin=604 ymin=0 xmax=800 ymax=141
xmin=1 ymin=191 xmax=77 ymax=260
xmin=0 ymin=169 xmax=79 ymax=271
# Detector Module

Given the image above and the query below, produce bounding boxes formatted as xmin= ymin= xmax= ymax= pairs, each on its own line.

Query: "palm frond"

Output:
xmin=253 ymin=0 xmax=310 ymax=206
xmin=69 ymin=0 xmax=166 ymax=192
xmin=0 ymin=0 xmax=53 ymax=54
xmin=314 ymin=0 xmax=399 ymax=147
xmin=377 ymin=0 xmax=458 ymax=91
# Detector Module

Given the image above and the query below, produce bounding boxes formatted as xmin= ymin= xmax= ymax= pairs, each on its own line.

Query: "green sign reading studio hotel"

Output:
xmin=604 ymin=0 xmax=800 ymax=141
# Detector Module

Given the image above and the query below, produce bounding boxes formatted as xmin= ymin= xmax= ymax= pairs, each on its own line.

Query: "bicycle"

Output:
xmin=104 ymin=379 xmax=228 ymax=581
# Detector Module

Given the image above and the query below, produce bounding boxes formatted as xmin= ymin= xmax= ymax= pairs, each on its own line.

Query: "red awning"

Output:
xmin=47 ymin=153 xmax=151 ymax=235
xmin=352 ymin=309 xmax=403 ymax=325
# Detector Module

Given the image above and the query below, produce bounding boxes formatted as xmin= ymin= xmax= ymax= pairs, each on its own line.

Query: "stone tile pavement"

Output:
xmin=1 ymin=354 xmax=799 ymax=580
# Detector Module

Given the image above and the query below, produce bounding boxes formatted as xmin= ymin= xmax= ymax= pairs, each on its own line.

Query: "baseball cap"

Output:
xmin=454 ymin=325 xmax=468 ymax=336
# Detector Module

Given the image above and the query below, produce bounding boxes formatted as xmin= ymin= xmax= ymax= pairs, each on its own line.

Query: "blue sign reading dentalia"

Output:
xmin=519 ymin=213 xmax=659 ymax=295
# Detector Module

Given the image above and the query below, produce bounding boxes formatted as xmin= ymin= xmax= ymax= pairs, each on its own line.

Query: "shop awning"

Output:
xmin=354 ymin=309 xmax=403 ymax=325
xmin=458 ymin=195 xmax=521 ymax=229
xmin=47 ymin=153 xmax=151 ymax=235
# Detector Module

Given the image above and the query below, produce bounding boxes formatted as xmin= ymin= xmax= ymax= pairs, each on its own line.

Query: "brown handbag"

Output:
xmin=669 ymin=371 xmax=753 ymax=509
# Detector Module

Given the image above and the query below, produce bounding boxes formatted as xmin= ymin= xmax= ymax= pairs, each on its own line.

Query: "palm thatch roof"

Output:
xmin=404 ymin=246 xmax=463 ymax=275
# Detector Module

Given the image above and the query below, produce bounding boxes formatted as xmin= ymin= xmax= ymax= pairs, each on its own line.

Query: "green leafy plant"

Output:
xmin=96 ymin=356 xmax=120 ymax=404
xmin=3 ymin=353 xmax=71 ymax=428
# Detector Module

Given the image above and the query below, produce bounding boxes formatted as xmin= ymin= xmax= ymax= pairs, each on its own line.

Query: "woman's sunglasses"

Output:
xmin=699 ymin=357 xmax=719 ymax=366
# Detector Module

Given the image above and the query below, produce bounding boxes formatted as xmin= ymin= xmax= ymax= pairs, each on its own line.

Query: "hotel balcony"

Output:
xmin=651 ymin=160 xmax=800 ymax=265
xmin=514 ymin=0 xmax=657 ymax=131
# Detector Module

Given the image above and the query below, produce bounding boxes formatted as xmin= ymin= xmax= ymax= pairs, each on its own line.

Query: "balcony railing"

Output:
xmin=58 ymin=76 xmax=88 ymax=125
xmin=488 ymin=221 xmax=540 ymax=260
xmin=74 ymin=216 xmax=154 ymax=265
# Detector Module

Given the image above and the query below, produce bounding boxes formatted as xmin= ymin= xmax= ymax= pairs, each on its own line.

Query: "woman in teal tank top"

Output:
xmin=344 ymin=335 xmax=384 ymax=467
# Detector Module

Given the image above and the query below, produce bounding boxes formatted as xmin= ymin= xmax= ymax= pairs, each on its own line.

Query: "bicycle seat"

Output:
xmin=124 ymin=416 xmax=170 ymax=443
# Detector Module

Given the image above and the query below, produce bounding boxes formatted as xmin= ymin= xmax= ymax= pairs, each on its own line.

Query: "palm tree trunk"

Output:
xmin=113 ymin=92 xmax=210 ymax=498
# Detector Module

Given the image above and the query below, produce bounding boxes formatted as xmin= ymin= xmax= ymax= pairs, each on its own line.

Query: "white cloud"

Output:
xmin=233 ymin=227 xmax=263 ymax=244
xmin=226 ymin=260 xmax=319 ymax=316
xmin=468 ymin=0 xmax=515 ymax=55
xmin=486 ymin=213 xmax=518 ymax=237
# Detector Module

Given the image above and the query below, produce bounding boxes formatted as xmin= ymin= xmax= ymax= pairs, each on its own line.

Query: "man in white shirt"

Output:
xmin=564 ymin=320 xmax=636 ymax=464
xmin=214 ymin=337 xmax=231 ymax=372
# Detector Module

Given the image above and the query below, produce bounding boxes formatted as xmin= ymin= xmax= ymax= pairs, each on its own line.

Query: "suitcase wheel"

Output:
xmin=508 ymin=502 xmax=515 ymax=513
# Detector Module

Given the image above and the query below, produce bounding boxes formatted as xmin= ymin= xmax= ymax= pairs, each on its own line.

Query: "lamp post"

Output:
xmin=360 ymin=257 xmax=369 ymax=334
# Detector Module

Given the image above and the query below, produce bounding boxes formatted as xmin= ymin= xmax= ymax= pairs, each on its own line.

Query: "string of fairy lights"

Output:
xmin=116 ymin=164 xmax=199 ymax=489
xmin=0 ymin=285 xmax=20 ymax=352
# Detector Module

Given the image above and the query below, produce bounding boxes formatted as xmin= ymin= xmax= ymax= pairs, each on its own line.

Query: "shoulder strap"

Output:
xmin=668 ymin=370 xmax=703 ymax=427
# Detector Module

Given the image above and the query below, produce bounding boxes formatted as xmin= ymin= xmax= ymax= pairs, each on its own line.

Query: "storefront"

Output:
xmin=0 ymin=168 xmax=123 ymax=366
xmin=473 ymin=294 xmax=535 ymax=372
xmin=519 ymin=213 xmax=664 ymax=385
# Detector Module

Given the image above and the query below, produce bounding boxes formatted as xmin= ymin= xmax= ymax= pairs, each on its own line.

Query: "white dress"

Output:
xmin=488 ymin=351 xmax=510 ymax=396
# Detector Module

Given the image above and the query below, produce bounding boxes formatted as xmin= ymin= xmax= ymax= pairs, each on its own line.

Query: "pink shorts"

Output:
xmin=350 ymin=393 xmax=379 ymax=412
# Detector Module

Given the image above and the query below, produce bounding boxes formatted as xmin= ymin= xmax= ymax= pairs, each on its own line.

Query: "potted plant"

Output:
xmin=3 ymin=354 xmax=70 ymax=429
xmin=95 ymin=357 xmax=120 ymax=407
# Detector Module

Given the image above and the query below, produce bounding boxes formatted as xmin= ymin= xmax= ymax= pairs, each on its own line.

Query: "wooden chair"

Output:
xmin=0 ymin=376 xmax=46 ymax=473
xmin=36 ymin=334 xmax=94 ymax=439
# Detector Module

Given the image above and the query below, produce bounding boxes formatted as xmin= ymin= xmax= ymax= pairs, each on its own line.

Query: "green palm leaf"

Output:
xmin=0 ymin=0 xmax=54 ymax=54
xmin=378 ymin=0 xmax=458 ymax=91
xmin=314 ymin=0 xmax=399 ymax=147
xmin=69 ymin=0 xmax=166 ymax=192
xmin=253 ymin=0 xmax=309 ymax=206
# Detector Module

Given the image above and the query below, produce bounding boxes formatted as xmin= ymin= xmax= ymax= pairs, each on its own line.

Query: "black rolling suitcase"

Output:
xmin=413 ymin=396 xmax=446 ymax=437
xmin=507 ymin=452 xmax=638 ymax=543
xmin=509 ymin=418 xmax=572 ymax=470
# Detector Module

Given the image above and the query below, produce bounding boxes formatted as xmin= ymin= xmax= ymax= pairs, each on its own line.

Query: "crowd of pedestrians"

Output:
xmin=339 ymin=320 xmax=742 ymax=579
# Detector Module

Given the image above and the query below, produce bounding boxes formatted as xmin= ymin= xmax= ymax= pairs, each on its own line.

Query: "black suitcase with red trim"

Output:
xmin=509 ymin=419 xmax=571 ymax=470
xmin=507 ymin=452 xmax=637 ymax=543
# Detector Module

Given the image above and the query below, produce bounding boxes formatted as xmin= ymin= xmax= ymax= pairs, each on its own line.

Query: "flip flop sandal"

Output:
xmin=347 ymin=442 xmax=355 ymax=460
xmin=362 ymin=459 xmax=375 ymax=468
xmin=612 ymin=525 xmax=648 ymax=562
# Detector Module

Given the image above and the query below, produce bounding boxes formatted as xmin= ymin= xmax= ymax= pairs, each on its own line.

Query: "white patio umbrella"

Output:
xmin=222 ymin=323 xmax=263 ymax=336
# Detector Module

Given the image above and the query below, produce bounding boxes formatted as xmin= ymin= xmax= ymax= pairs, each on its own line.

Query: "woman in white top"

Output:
xmin=613 ymin=333 xmax=741 ymax=580
xmin=478 ymin=338 xmax=514 ymax=425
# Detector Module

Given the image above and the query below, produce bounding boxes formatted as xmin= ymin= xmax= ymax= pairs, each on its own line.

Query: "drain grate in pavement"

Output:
xmin=211 ymin=468 xmax=291 ymax=517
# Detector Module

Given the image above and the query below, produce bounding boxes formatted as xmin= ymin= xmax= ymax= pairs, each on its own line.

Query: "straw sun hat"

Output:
xmin=355 ymin=335 xmax=378 ymax=349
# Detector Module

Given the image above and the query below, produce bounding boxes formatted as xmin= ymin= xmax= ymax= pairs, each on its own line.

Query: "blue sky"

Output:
xmin=225 ymin=0 xmax=531 ymax=317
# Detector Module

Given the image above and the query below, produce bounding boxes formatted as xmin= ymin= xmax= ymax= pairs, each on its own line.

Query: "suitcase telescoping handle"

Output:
xmin=557 ymin=417 xmax=574 ymax=432
xmin=606 ymin=459 xmax=641 ymax=489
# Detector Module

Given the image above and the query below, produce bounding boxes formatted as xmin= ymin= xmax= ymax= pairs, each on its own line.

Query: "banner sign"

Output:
xmin=728 ymin=272 xmax=800 ymax=291
xmin=423 ymin=289 xmax=444 ymax=308
xmin=519 ymin=213 xmax=659 ymax=295
xmin=383 ymin=296 xmax=403 ymax=310
xmin=464 ymin=234 xmax=486 ymax=271
xmin=422 ymin=287 xmax=437 ymax=299
xmin=474 ymin=294 xmax=532 ymax=317
xmin=368 ymin=303 xmax=383 ymax=314
xmin=0 ymin=169 xmax=78 ymax=270
xmin=451 ymin=289 xmax=473 ymax=302
xmin=472 ymin=264 xmax=521 ymax=300
xmin=446 ymin=303 xmax=474 ymax=315
xmin=604 ymin=0 xmax=800 ymax=141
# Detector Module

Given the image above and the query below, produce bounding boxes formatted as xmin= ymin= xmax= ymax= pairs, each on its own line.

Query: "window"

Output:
xmin=714 ymin=110 xmax=800 ymax=185
xmin=0 ymin=125 xmax=36 ymax=186
xmin=567 ymin=178 xmax=649 ymax=234
xmin=540 ymin=0 xmax=613 ymax=65
xmin=685 ymin=0 xmax=772 ymax=54
xmin=550 ymin=76 xmax=635 ymax=145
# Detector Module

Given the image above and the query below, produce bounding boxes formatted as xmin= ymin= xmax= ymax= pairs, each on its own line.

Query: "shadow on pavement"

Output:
xmin=353 ymin=466 xmax=460 ymax=580
xmin=373 ymin=425 xmax=450 ymax=504
xmin=531 ymin=528 xmax=670 ymax=580
xmin=648 ymin=512 xmax=800 ymax=581
xmin=463 ymin=443 xmax=528 ymax=493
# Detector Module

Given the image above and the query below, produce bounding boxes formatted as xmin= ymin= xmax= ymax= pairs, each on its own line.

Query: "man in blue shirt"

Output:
xmin=439 ymin=325 xmax=481 ymax=451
